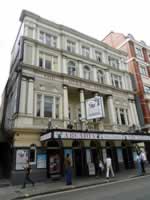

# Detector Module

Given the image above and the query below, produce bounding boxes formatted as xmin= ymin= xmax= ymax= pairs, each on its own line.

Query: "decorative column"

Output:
xmin=63 ymin=85 xmax=69 ymax=127
xmin=27 ymin=78 xmax=34 ymax=115
xmin=132 ymin=101 xmax=140 ymax=126
xmin=129 ymin=100 xmax=136 ymax=126
xmin=93 ymin=67 xmax=97 ymax=82
xmin=19 ymin=77 xmax=27 ymax=113
xmin=107 ymin=95 xmax=116 ymax=125
xmin=80 ymin=89 xmax=86 ymax=120
xmin=105 ymin=70 xmax=111 ymax=85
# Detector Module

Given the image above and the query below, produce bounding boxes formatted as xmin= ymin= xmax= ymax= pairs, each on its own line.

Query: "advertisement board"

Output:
xmin=86 ymin=96 xmax=105 ymax=120
xmin=16 ymin=149 xmax=29 ymax=170
xmin=49 ymin=154 xmax=61 ymax=175
xmin=37 ymin=154 xmax=47 ymax=169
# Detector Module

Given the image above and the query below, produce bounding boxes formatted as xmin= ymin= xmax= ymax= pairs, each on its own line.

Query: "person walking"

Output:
xmin=140 ymin=151 xmax=146 ymax=174
xmin=136 ymin=152 xmax=142 ymax=176
xmin=105 ymin=156 xmax=115 ymax=180
xmin=22 ymin=160 xmax=35 ymax=188
xmin=64 ymin=153 xmax=72 ymax=185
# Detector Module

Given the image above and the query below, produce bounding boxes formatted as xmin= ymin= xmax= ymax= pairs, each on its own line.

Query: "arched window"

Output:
xmin=83 ymin=65 xmax=90 ymax=80
xmin=97 ymin=70 xmax=104 ymax=84
xmin=67 ymin=61 xmax=76 ymax=76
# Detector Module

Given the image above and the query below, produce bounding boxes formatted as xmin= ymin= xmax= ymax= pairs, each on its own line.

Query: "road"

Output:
xmin=29 ymin=175 xmax=150 ymax=200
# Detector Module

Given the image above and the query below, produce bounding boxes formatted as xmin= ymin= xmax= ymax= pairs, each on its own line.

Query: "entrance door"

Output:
xmin=122 ymin=143 xmax=134 ymax=169
xmin=106 ymin=142 xmax=119 ymax=172
xmin=74 ymin=148 xmax=82 ymax=176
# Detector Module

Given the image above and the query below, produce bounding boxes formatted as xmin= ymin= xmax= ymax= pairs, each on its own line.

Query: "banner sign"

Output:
xmin=86 ymin=96 xmax=105 ymax=120
xmin=53 ymin=131 xmax=150 ymax=141
xmin=40 ymin=132 xmax=52 ymax=141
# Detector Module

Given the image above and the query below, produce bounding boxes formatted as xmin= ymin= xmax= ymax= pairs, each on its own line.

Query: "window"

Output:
xmin=95 ymin=51 xmax=102 ymax=63
xmin=38 ymin=52 xmax=57 ymax=70
xmin=136 ymin=47 xmax=143 ymax=57
xmin=97 ymin=70 xmax=104 ymax=84
xmin=140 ymin=66 xmax=148 ymax=76
xmin=83 ymin=66 xmax=90 ymax=80
xmin=120 ymin=109 xmax=126 ymax=125
xmin=82 ymin=46 xmax=90 ymax=58
xmin=144 ymin=86 xmax=150 ymax=94
xmin=39 ymin=31 xmax=44 ymax=42
xmin=36 ymin=94 xmax=42 ymax=116
xmin=116 ymin=108 xmax=128 ymax=125
xmin=29 ymin=145 xmax=36 ymax=164
xmin=45 ymin=54 xmax=52 ymax=70
xmin=67 ymin=40 xmax=76 ymax=53
xmin=44 ymin=96 xmax=53 ymax=117
xmin=108 ymin=56 xmax=119 ymax=69
xmin=111 ymin=74 xmax=122 ymax=89
xmin=55 ymin=97 xmax=60 ymax=119
xmin=67 ymin=61 xmax=76 ymax=76
xmin=36 ymin=94 xmax=60 ymax=119
xmin=39 ymin=31 xmax=57 ymax=48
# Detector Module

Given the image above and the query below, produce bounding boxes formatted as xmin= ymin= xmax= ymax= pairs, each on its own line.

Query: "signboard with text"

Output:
xmin=86 ymin=96 xmax=105 ymax=120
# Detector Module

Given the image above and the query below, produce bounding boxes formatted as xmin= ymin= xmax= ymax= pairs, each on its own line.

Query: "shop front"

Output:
xmin=40 ymin=129 xmax=150 ymax=179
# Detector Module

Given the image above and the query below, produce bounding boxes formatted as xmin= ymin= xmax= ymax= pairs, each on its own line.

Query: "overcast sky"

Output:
xmin=0 ymin=0 xmax=150 ymax=104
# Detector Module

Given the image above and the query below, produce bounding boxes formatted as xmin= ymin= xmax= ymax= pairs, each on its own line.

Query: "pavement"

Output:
xmin=0 ymin=167 xmax=150 ymax=200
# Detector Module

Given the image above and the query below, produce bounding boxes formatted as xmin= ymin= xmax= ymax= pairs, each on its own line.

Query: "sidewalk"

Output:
xmin=1 ymin=167 xmax=150 ymax=200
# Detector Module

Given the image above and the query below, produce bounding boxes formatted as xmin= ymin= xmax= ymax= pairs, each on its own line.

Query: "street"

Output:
xmin=29 ymin=175 xmax=150 ymax=200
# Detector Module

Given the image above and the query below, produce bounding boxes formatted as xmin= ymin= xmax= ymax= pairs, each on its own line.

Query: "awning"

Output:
xmin=40 ymin=129 xmax=150 ymax=142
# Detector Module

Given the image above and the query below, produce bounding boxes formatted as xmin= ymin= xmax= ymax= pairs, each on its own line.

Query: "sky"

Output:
xmin=0 ymin=0 xmax=150 ymax=104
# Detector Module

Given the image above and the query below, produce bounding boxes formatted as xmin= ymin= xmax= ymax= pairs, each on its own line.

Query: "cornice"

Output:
xmin=20 ymin=10 xmax=127 ymax=56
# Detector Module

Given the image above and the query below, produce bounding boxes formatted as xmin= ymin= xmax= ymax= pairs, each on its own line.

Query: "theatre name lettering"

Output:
xmin=40 ymin=131 xmax=150 ymax=142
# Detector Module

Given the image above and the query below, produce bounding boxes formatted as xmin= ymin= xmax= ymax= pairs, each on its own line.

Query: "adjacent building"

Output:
xmin=1 ymin=10 xmax=149 ymax=184
xmin=103 ymin=32 xmax=150 ymax=160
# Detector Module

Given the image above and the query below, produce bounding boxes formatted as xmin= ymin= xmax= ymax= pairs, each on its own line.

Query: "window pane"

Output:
xmin=36 ymin=94 xmax=42 ymax=116
xmin=39 ymin=57 xmax=43 ymax=67
xmin=55 ymin=97 xmax=60 ymax=119
xmin=44 ymin=96 xmax=53 ymax=117
xmin=40 ymin=31 xmax=44 ymax=42
xmin=45 ymin=60 xmax=51 ymax=69
xmin=30 ymin=149 xmax=35 ymax=163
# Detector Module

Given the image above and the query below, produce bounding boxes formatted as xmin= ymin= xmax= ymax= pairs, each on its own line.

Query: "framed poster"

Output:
xmin=117 ymin=148 xmax=123 ymax=162
xmin=37 ymin=154 xmax=46 ymax=169
xmin=88 ymin=162 xmax=95 ymax=175
xmin=16 ymin=149 xmax=29 ymax=170
xmin=49 ymin=154 xmax=61 ymax=175
xmin=86 ymin=149 xmax=91 ymax=163
xmin=64 ymin=149 xmax=73 ymax=166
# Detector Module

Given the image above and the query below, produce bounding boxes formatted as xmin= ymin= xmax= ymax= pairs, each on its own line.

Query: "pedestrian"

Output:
xmin=98 ymin=160 xmax=104 ymax=176
xmin=64 ymin=153 xmax=72 ymax=185
xmin=105 ymin=156 xmax=115 ymax=180
xmin=136 ymin=152 xmax=142 ymax=176
xmin=140 ymin=150 xmax=146 ymax=174
xmin=22 ymin=160 xmax=35 ymax=188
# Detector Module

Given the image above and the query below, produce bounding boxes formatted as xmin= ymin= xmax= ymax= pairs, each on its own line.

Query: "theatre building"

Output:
xmin=1 ymin=10 xmax=150 ymax=184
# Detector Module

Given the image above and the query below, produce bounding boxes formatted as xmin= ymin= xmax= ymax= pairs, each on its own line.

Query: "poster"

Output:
xmin=37 ymin=154 xmax=46 ymax=169
xmin=49 ymin=154 xmax=61 ymax=174
xmin=133 ymin=151 xmax=137 ymax=161
xmin=16 ymin=149 xmax=29 ymax=170
xmin=86 ymin=96 xmax=105 ymax=120
xmin=88 ymin=162 xmax=95 ymax=175
xmin=64 ymin=149 xmax=73 ymax=166
xmin=86 ymin=149 xmax=91 ymax=163
xmin=117 ymin=148 xmax=123 ymax=162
